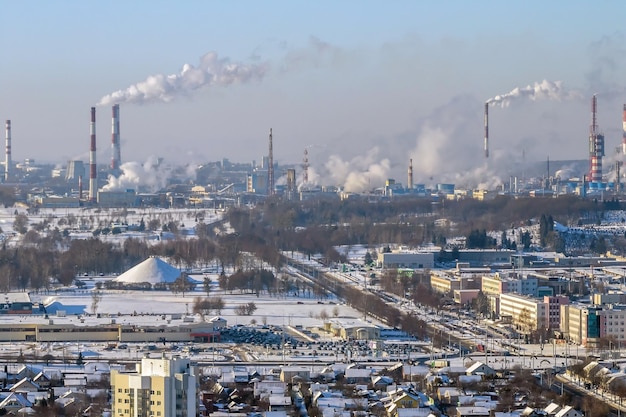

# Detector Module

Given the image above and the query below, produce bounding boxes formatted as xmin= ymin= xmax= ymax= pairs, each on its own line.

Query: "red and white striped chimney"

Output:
xmin=4 ymin=120 xmax=11 ymax=183
xmin=111 ymin=104 xmax=121 ymax=171
xmin=89 ymin=107 xmax=97 ymax=202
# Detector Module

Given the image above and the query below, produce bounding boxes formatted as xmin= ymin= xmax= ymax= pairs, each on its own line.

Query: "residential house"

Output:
xmin=455 ymin=406 xmax=491 ymax=417
xmin=466 ymin=362 xmax=496 ymax=378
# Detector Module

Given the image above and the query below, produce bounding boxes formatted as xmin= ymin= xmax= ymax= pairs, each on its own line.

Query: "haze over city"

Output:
xmin=2 ymin=1 xmax=626 ymax=191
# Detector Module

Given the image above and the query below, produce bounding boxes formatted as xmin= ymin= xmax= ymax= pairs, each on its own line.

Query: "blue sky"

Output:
xmin=1 ymin=1 xmax=626 ymax=190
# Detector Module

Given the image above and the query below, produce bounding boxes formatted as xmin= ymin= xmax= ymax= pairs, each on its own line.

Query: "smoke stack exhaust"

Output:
xmin=484 ymin=102 xmax=489 ymax=158
xmin=111 ymin=104 xmax=121 ymax=171
xmin=407 ymin=158 xmax=413 ymax=191
xmin=4 ymin=120 xmax=10 ymax=182
xmin=89 ymin=107 xmax=97 ymax=203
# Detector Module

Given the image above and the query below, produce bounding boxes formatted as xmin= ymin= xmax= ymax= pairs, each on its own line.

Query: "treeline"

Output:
xmin=226 ymin=195 xmax=606 ymax=259
xmin=0 ymin=224 xmax=286 ymax=291
xmin=443 ymin=195 xmax=598 ymax=236
xmin=1 ymin=193 xmax=616 ymax=291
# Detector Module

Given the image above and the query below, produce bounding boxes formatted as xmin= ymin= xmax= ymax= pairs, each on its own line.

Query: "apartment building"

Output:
xmin=499 ymin=293 xmax=548 ymax=333
xmin=560 ymin=304 xmax=601 ymax=347
xmin=111 ymin=355 xmax=197 ymax=417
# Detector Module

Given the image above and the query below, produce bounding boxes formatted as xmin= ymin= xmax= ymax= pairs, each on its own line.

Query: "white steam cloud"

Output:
xmin=554 ymin=166 xmax=578 ymax=181
xmin=98 ymin=52 xmax=267 ymax=106
xmin=487 ymin=79 xmax=581 ymax=107
xmin=313 ymin=147 xmax=391 ymax=193
xmin=102 ymin=156 xmax=172 ymax=193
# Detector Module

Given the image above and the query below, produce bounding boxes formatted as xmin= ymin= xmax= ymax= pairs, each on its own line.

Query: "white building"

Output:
xmin=499 ymin=293 xmax=547 ymax=333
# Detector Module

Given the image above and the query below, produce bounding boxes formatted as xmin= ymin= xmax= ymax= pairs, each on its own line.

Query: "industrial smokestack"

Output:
xmin=407 ymin=158 xmax=413 ymax=191
xmin=4 ymin=120 xmax=10 ymax=182
xmin=302 ymin=148 xmax=309 ymax=185
xmin=484 ymin=102 xmax=489 ymax=158
xmin=111 ymin=104 xmax=121 ymax=172
xmin=89 ymin=107 xmax=97 ymax=203
xmin=78 ymin=175 xmax=83 ymax=200
xmin=588 ymin=95 xmax=604 ymax=184
xmin=622 ymin=104 xmax=626 ymax=155
xmin=267 ymin=128 xmax=274 ymax=196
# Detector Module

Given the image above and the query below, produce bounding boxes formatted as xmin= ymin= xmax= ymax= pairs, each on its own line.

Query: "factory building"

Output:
xmin=377 ymin=251 xmax=434 ymax=269
xmin=455 ymin=249 xmax=514 ymax=267
xmin=247 ymin=172 xmax=268 ymax=194
xmin=97 ymin=190 xmax=138 ymax=207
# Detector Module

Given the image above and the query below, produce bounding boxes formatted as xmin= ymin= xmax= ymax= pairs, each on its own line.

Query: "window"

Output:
xmin=157 ymin=391 xmax=161 ymax=395
xmin=150 ymin=390 xmax=155 ymax=395
xmin=118 ymin=388 xmax=122 ymax=393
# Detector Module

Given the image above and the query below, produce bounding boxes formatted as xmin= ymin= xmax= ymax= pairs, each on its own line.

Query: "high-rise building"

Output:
xmin=111 ymin=355 xmax=197 ymax=417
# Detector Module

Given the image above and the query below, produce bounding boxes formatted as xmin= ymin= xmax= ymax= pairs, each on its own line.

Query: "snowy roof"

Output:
xmin=114 ymin=257 xmax=182 ymax=284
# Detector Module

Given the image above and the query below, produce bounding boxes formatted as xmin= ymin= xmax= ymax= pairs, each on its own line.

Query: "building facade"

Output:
xmin=111 ymin=355 xmax=197 ymax=417
xmin=560 ymin=304 xmax=601 ymax=347
xmin=499 ymin=293 xmax=548 ymax=334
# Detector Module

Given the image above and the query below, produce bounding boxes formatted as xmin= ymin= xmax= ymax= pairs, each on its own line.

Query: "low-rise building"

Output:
xmin=499 ymin=293 xmax=547 ymax=333
xmin=378 ymin=252 xmax=434 ymax=269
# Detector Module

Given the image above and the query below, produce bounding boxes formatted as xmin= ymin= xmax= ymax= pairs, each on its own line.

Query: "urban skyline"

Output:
xmin=1 ymin=1 xmax=626 ymax=191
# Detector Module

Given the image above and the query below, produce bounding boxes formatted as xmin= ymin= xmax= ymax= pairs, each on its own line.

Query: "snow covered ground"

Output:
xmin=0 ymin=206 xmax=225 ymax=246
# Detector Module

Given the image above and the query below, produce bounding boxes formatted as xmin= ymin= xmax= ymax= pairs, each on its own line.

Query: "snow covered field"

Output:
xmin=0 ymin=205 xmax=225 ymax=246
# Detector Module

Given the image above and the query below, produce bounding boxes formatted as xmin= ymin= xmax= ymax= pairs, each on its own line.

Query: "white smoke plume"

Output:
xmin=102 ymin=156 xmax=172 ymax=193
xmin=98 ymin=52 xmax=267 ymax=106
xmin=321 ymin=147 xmax=391 ymax=193
xmin=554 ymin=166 xmax=578 ymax=181
xmin=449 ymin=165 xmax=504 ymax=191
xmin=487 ymin=79 xmax=581 ymax=107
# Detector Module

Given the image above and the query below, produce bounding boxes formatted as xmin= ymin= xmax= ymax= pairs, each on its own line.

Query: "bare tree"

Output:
xmin=234 ymin=302 xmax=257 ymax=315
xmin=91 ymin=290 xmax=103 ymax=315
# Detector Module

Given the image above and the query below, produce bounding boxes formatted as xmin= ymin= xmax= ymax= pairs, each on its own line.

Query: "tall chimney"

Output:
xmin=267 ymin=128 xmax=274 ymax=196
xmin=589 ymin=95 xmax=604 ymax=183
xmin=302 ymin=148 xmax=309 ymax=184
xmin=4 ymin=120 xmax=10 ymax=182
xmin=407 ymin=158 xmax=413 ymax=191
xmin=89 ymin=107 xmax=97 ymax=203
xmin=78 ymin=175 xmax=83 ymax=200
xmin=622 ymin=104 xmax=626 ymax=155
xmin=484 ymin=102 xmax=489 ymax=158
xmin=111 ymin=104 xmax=121 ymax=171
